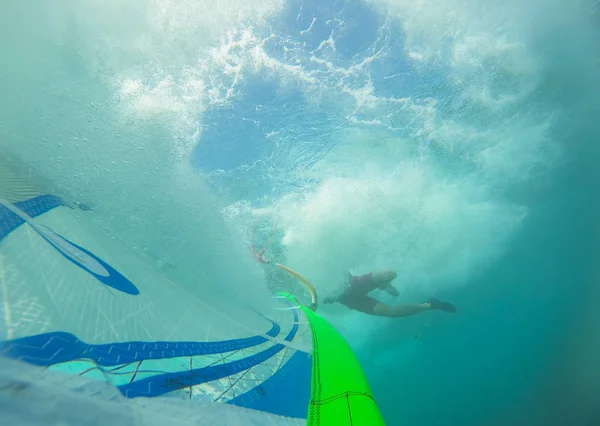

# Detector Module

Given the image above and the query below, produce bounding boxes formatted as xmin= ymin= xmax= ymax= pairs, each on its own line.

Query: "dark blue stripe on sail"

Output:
xmin=118 ymin=310 xmax=300 ymax=398
xmin=0 ymin=195 xmax=64 ymax=242
xmin=0 ymin=194 xmax=139 ymax=295
xmin=34 ymin=229 xmax=140 ymax=295
xmin=0 ymin=321 xmax=280 ymax=367
xmin=227 ymin=349 xmax=312 ymax=418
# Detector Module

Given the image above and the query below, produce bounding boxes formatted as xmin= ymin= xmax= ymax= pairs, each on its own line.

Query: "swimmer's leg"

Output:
xmin=373 ymin=298 xmax=456 ymax=317
xmin=371 ymin=269 xmax=397 ymax=283
xmin=371 ymin=270 xmax=400 ymax=296
xmin=380 ymin=282 xmax=400 ymax=296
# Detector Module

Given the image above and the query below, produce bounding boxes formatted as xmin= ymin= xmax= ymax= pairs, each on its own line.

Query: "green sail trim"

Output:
xmin=279 ymin=293 xmax=386 ymax=425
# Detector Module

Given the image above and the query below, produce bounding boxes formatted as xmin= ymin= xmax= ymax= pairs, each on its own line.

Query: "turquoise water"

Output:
xmin=1 ymin=0 xmax=599 ymax=425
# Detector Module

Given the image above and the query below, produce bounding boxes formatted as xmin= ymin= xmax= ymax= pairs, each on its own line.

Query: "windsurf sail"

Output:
xmin=0 ymin=151 xmax=385 ymax=425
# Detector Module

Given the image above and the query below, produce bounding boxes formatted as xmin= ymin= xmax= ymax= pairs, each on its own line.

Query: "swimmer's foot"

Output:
xmin=426 ymin=298 xmax=457 ymax=313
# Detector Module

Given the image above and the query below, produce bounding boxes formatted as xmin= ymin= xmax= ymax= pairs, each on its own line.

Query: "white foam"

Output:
xmin=277 ymin=165 xmax=526 ymax=294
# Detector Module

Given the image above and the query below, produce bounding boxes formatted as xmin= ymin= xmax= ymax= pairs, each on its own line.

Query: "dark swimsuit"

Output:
xmin=337 ymin=273 xmax=380 ymax=314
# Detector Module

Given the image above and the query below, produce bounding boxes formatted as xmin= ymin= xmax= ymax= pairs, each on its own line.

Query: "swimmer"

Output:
xmin=323 ymin=270 xmax=457 ymax=317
